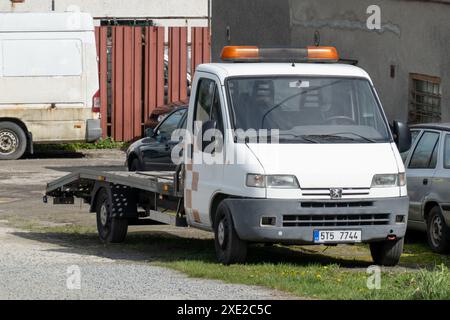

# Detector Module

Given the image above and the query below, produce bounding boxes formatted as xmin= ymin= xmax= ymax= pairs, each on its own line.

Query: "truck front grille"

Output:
xmin=283 ymin=213 xmax=390 ymax=227
xmin=300 ymin=201 xmax=373 ymax=208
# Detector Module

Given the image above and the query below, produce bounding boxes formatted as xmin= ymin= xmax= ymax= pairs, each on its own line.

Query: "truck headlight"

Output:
xmin=371 ymin=174 xmax=405 ymax=187
xmin=246 ymin=174 xmax=300 ymax=189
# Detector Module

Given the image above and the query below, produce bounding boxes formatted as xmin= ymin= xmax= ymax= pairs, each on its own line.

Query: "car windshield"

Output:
xmin=226 ymin=76 xmax=391 ymax=143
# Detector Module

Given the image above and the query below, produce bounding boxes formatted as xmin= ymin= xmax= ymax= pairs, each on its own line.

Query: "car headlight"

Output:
xmin=371 ymin=173 xmax=405 ymax=187
xmin=246 ymin=174 xmax=300 ymax=189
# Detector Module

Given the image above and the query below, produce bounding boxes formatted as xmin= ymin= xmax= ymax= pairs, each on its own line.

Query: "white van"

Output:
xmin=46 ymin=46 xmax=413 ymax=266
xmin=0 ymin=12 xmax=101 ymax=160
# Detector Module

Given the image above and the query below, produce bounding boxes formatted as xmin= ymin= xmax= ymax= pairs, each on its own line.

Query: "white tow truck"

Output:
xmin=45 ymin=46 xmax=412 ymax=266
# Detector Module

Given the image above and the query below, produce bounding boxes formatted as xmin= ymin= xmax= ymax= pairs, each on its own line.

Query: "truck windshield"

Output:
xmin=226 ymin=77 xmax=391 ymax=143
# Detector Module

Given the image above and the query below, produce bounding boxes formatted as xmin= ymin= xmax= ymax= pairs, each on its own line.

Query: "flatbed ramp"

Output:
xmin=46 ymin=169 xmax=180 ymax=197
xmin=45 ymin=168 xmax=186 ymax=227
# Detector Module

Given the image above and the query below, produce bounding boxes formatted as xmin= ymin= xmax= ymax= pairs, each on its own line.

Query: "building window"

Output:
xmin=408 ymin=73 xmax=442 ymax=124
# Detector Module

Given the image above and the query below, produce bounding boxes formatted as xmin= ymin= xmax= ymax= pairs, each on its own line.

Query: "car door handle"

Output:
xmin=423 ymin=178 xmax=428 ymax=185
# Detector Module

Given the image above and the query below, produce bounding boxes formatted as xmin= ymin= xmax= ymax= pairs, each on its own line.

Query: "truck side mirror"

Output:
xmin=201 ymin=120 xmax=217 ymax=152
xmin=392 ymin=120 xmax=411 ymax=153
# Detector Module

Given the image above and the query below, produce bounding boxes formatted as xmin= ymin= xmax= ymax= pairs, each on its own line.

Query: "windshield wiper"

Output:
xmin=275 ymin=133 xmax=319 ymax=143
xmin=326 ymin=132 xmax=377 ymax=143
xmin=301 ymin=133 xmax=376 ymax=143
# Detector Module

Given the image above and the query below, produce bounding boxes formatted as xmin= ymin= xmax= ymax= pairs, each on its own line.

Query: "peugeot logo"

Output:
xmin=330 ymin=188 xmax=343 ymax=199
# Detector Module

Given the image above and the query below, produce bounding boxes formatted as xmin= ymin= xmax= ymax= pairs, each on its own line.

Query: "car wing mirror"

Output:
xmin=144 ymin=128 xmax=154 ymax=138
xmin=392 ymin=120 xmax=412 ymax=153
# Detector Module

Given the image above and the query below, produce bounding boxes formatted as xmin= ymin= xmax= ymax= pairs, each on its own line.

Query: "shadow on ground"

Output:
xmin=11 ymin=230 xmax=373 ymax=268
xmin=25 ymin=150 xmax=85 ymax=159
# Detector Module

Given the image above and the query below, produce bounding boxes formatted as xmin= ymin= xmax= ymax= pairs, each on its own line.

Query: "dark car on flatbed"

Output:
xmin=126 ymin=106 xmax=188 ymax=171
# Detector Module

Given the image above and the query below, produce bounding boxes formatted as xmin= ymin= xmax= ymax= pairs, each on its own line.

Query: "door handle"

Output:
xmin=423 ymin=178 xmax=428 ymax=185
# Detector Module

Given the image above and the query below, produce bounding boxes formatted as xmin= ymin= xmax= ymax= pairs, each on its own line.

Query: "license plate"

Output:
xmin=313 ymin=230 xmax=362 ymax=243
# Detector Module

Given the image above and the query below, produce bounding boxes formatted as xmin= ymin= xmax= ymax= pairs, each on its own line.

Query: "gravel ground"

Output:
xmin=0 ymin=150 xmax=292 ymax=300
xmin=0 ymin=225 xmax=289 ymax=300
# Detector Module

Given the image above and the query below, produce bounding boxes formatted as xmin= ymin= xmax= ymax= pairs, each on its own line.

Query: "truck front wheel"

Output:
xmin=369 ymin=238 xmax=404 ymax=266
xmin=96 ymin=189 xmax=128 ymax=243
xmin=0 ymin=121 xmax=27 ymax=160
xmin=214 ymin=202 xmax=247 ymax=265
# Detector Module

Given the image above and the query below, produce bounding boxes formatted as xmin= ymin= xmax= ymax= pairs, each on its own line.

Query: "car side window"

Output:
xmin=408 ymin=131 xmax=440 ymax=169
xmin=444 ymin=134 xmax=450 ymax=169
xmin=401 ymin=130 xmax=420 ymax=163
xmin=157 ymin=109 xmax=186 ymax=141
xmin=180 ymin=111 xmax=188 ymax=129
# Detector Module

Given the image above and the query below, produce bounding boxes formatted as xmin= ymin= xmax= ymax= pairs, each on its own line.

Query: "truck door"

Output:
xmin=406 ymin=130 xmax=440 ymax=222
xmin=186 ymin=74 xmax=226 ymax=227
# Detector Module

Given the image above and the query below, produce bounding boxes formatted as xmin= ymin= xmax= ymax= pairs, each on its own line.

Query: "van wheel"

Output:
xmin=0 ymin=121 xmax=27 ymax=160
xmin=370 ymin=238 xmax=404 ymax=266
xmin=96 ymin=189 xmax=128 ymax=243
xmin=214 ymin=202 xmax=247 ymax=265
xmin=426 ymin=206 xmax=450 ymax=253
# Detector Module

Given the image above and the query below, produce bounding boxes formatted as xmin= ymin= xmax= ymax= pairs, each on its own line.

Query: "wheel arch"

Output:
xmin=89 ymin=182 xmax=112 ymax=213
xmin=209 ymin=192 xmax=230 ymax=226
xmin=423 ymin=200 xmax=441 ymax=221
xmin=127 ymin=151 xmax=139 ymax=170
xmin=0 ymin=117 xmax=29 ymax=134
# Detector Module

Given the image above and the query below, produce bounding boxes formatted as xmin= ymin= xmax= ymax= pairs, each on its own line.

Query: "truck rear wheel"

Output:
xmin=96 ymin=189 xmax=128 ymax=243
xmin=214 ymin=202 xmax=247 ymax=265
xmin=0 ymin=121 xmax=27 ymax=160
xmin=426 ymin=206 xmax=450 ymax=253
xmin=369 ymin=238 xmax=404 ymax=266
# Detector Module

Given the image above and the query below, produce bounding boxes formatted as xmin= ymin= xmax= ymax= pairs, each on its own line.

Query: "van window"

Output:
xmin=409 ymin=131 xmax=440 ymax=169
xmin=226 ymin=77 xmax=390 ymax=143
xmin=2 ymin=39 xmax=82 ymax=77
xmin=194 ymin=78 xmax=224 ymax=131
xmin=195 ymin=78 xmax=215 ymax=124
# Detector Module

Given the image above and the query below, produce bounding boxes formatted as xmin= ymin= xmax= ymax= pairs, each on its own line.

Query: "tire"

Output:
xmin=0 ymin=121 xmax=27 ymax=160
xmin=213 ymin=202 xmax=247 ymax=265
xmin=129 ymin=158 xmax=141 ymax=171
xmin=426 ymin=206 xmax=450 ymax=253
xmin=370 ymin=238 xmax=404 ymax=266
xmin=95 ymin=188 xmax=128 ymax=243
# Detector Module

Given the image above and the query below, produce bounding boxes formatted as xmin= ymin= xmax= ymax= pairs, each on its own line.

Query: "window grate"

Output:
xmin=408 ymin=73 xmax=442 ymax=124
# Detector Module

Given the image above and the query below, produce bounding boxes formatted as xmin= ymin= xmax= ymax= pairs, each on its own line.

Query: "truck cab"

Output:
xmin=183 ymin=46 xmax=411 ymax=265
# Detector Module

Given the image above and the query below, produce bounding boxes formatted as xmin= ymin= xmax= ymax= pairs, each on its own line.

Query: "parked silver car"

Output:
xmin=402 ymin=123 xmax=450 ymax=253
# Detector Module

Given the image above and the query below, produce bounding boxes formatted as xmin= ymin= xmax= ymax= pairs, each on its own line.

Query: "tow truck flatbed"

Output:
xmin=46 ymin=169 xmax=182 ymax=198
xmin=44 ymin=167 xmax=186 ymax=227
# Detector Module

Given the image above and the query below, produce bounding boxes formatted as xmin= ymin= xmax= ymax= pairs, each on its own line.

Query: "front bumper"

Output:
xmin=86 ymin=119 xmax=102 ymax=142
xmin=223 ymin=197 xmax=409 ymax=244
